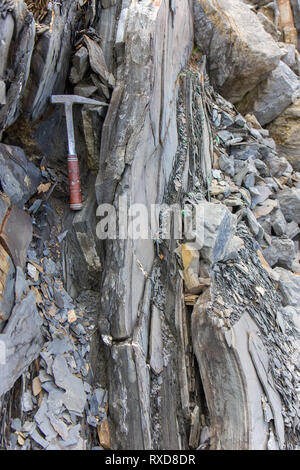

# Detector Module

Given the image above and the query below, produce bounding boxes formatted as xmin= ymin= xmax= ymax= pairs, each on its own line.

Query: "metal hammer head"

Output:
xmin=51 ymin=94 xmax=108 ymax=107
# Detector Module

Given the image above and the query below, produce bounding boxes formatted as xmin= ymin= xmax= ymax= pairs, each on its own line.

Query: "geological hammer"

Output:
xmin=51 ymin=95 xmax=108 ymax=210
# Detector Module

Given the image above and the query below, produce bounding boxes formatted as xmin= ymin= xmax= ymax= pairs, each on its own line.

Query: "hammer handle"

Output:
xmin=68 ymin=155 xmax=83 ymax=210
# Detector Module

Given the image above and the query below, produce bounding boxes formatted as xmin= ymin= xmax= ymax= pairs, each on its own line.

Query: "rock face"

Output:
xmin=96 ymin=0 xmax=194 ymax=449
xmin=0 ymin=0 xmax=300 ymax=453
xmin=267 ymin=98 xmax=300 ymax=171
xmin=193 ymin=0 xmax=281 ymax=103
xmin=238 ymin=61 xmax=300 ymax=125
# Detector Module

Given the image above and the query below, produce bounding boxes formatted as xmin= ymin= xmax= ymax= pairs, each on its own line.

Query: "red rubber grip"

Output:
xmin=68 ymin=155 xmax=83 ymax=210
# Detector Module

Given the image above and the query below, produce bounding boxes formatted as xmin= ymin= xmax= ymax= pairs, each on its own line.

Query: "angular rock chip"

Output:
xmin=0 ymin=204 xmax=32 ymax=268
xmin=263 ymin=237 xmax=295 ymax=270
xmin=274 ymin=267 xmax=300 ymax=307
xmin=52 ymin=355 xmax=86 ymax=415
xmin=0 ymin=144 xmax=41 ymax=207
xmin=195 ymin=200 xmax=237 ymax=264
xmin=278 ymin=187 xmax=300 ymax=223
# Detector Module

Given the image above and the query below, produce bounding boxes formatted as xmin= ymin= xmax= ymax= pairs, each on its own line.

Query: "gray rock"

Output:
xmin=0 ymin=144 xmax=41 ymax=208
xmin=15 ymin=266 xmax=28 ymax=303
xmin=47 ymin=337 xmax=73 ymax=355
xmin=271 ymin=209 xmax=287 ymax=236
xmin=257 ymin=12 xmax=280 ymax=41
xmin=238 ymin=61 xmax=300 ymax=126
xmin=149 ymin=306 xmax=163 ymax=375
xmin=0 ymin=5 xmax=35 ymax=138
xmin=278 ymin=188 xmax=300 ymax=223
xmin=34 ymin=397 xmax=57 ymax=441
xmin=251 ymin=185 xmax=272 ymax=209
xmin=69 ymin=46 xmax=89 ymax=85
xmin=280 ymin=43 xmax=300 ymax=76
xmin=0 ymin=291 xmax=43 ymax=397
xmin=245 ymin=208 xmax=264 ymax=241
xmin=22 ymin=391 xmax=33 ymax=413
xmin=52 ymin=355 xmax=86 ymax=415
xmin=195 ymin=200 xmax=237 ymax=264
xmin=218 ymin=130 xmax=233 ymax=143
xmin=231 ymin=144 xmax=261 ymax=161
xmin=286 ymin=221 xmax=300 ymax=239
xmin=263 ymin=237 xmax=295 ymax=270
xmin=274 ymin=267 xmax=300 ymax=306
xmin=0 ymin=80 xmax=5 ymax=105
xmin=73 ymin=84 xmax=98 ymax=98
xmin=0 ymin=245 xmax=15 ymax=333
xmin=0 ymin=203 xmax=32 ymax=268
xmin=219 ymin=154 xmax=235 ymax=177
xmin=193 ymin=0 xmax=281 ymax=103
xmin=221 ymin=112 xmax=234 ymax=128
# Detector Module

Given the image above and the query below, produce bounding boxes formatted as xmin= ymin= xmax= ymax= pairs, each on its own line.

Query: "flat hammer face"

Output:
xmin=51 ymin=94 xmax=108 ymax=210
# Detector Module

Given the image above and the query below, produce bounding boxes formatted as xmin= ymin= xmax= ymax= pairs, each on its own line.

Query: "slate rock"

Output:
xmin=271 ymin=209 xmax=287 ymax=237
xmin=193 ymin=0 xmax=281 ymax=103
xmin=238 ymin=61 xmax=300 ymax=126
xmin=274 ymin=267 xmax=300 ymax=307
xmin=0 ymin=144 xmax=41 ymax=208
xmin=278 ymin=188 xmax=300 ymax=223
xmin=251 ymin=184 xmax=272 ymax=209
xmin=69 ymin=46 xmax=89 ymax=85
xmin=263 ymin=237 xmax=295 ymax=270
xmin=52 ymin=355 xmax=86 ymax=415
xmin=0 ymin=204 xmax=32 ymax=268
xmin=195 ymin=200 xmax=237 ymax=264
xmin=286 ymin=221 xmax=300 ymax=239
xmin=0 ymin=291 xmax=43 ymax=397
xmin=219 ymin=154 xmax=235 ymax=177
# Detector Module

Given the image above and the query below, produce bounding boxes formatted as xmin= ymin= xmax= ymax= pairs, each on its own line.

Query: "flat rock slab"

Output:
xmin=0 ymin=144 xmax=41 ymax=208
xmin=0 ymin=291 xmax=43 ymax=397
xmin=52 ymin=355 xmax=86 ymax=415
xmin=193 ymin=0 xmax=281 ymax=103
xmin=0 ymin=204 xmax=32 ymax=268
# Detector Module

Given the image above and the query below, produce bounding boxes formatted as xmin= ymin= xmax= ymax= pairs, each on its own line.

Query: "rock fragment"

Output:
xmin=193 ymin=0 xmax=281 ymax=103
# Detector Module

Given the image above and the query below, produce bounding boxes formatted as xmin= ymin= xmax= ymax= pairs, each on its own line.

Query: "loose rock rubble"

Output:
xmin=0 ymin=146 xmax=108 ymax=450
xmin=0 ymin=0 xmax=300 ymax=451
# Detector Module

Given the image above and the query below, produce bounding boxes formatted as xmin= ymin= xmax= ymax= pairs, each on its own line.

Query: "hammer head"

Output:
xmin=51 ymin=94 xmax=108 ymax=107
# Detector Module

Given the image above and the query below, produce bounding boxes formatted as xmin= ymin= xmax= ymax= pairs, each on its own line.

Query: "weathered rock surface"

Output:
xmin=268 ymin=98 xmax=300 ymax=171
xmin=196 ymin=200 xmax=237 ymax=265
xmin=238 ymin=61 xmax=300 ymax=125
xmin=0 ymin=144 xmax=41 ymax=207
xmin=193 ymin=0 xmax=281 ymax=103
xmin=278 ymin=187 xmax=300 ymax=223
xmin=0 ymin=2 xmax=35 ymax=138
xmin=0 ymin=291 xmax=43 ymax=397
xmin=263 ymin=237 xmax=295 ymax=269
